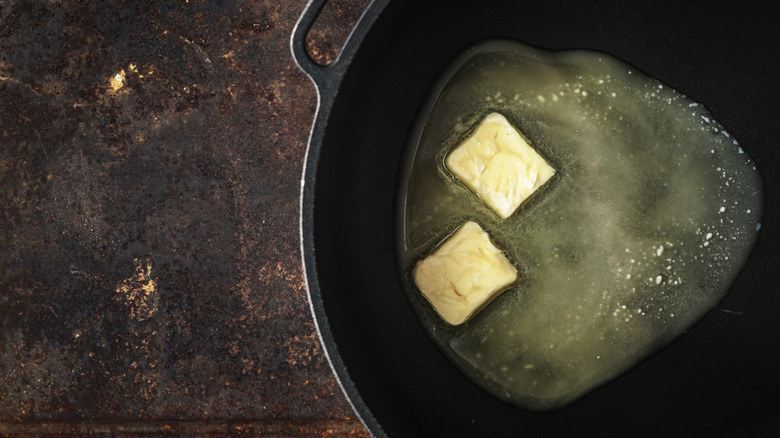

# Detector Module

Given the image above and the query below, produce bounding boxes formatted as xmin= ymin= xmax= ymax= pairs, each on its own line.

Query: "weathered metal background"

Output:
xmin=0 ymin=0 xmax=369 ymax=435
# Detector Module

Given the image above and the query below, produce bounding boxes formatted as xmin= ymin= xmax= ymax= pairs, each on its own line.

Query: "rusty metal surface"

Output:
xmin=0 ymin=0 xmax=369 ymax=435
xmin=306 ymin=0 xmax=370 ymax=66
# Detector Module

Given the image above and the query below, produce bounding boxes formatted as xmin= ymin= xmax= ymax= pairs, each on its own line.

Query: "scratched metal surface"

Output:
xmin=0 ymin=0 xmax=369 ymax=435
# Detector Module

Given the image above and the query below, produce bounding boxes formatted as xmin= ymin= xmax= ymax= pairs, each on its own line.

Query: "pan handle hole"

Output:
xmin=305 ymin=0 xmax=372 ymax=66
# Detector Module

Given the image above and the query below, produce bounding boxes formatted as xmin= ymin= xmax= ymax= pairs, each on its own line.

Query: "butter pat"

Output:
xmin=446 ymin=113 xmax=556 ymax=218
xmin=413 ymin=221 xmax=517 ymax=325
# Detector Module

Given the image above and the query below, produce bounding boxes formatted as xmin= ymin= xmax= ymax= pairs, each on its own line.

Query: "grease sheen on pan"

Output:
xmin=395 ymin=40 xmax=763 ymax=411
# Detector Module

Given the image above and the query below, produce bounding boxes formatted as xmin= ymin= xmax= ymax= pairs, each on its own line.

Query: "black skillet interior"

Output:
xmin=309 ymin=1 xmax=779 ymax=436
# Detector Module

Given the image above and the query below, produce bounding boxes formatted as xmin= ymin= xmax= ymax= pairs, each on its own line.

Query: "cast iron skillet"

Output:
xmin=293 ymin=1 xmax=779 ymax=436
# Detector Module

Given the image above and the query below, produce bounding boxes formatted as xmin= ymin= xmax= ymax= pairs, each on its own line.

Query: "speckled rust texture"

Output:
xmin=306 ymin=0 xmax=371 ymax=66
xmin=0 ymin=0 xmax=369 ymax=435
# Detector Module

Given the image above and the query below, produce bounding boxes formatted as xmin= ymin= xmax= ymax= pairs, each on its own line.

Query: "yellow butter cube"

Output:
xmin=413 ymin=221 xmax=517 ymax=325
xmin=446 ymin=113 xmax=556 ymax=218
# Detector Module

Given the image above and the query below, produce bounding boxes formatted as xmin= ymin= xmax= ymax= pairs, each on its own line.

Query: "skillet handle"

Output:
xmin=292 ymin=3 xmax=392 ymax=436
xmin=290 ymin=0 xmax=389 ymax=97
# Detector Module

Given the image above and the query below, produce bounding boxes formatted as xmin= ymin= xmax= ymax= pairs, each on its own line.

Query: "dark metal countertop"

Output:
xmin=1 ymin=0 xmax=369 ymax=435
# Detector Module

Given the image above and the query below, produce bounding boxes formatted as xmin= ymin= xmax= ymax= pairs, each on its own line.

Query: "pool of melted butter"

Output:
xmin=395 ymin=40 xmax=763 ymax=411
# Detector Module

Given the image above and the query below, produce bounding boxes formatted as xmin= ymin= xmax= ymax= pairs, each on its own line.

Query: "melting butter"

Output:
xmin=395 ymin=40 xmax=763 ymax=411
xmin=414 ymin=220 xmax=518 ymax=325
xmin=445 ymin=113 xmax=556 ymax=218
